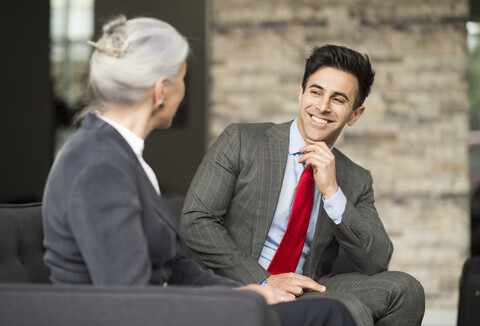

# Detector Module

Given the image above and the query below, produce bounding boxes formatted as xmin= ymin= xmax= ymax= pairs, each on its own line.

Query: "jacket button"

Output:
xmin=350 ymin=225 xmax=362 ymax=239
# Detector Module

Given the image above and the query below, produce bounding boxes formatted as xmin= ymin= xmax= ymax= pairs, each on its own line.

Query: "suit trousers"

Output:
xmin=271 ymin=297 xmax=357 ymax=326
xmin=300 ymin=271 xmax=425 ymax=326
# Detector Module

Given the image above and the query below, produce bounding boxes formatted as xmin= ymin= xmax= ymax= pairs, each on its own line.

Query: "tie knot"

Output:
xmin=303 ymin=165 xmax=314 ymax=179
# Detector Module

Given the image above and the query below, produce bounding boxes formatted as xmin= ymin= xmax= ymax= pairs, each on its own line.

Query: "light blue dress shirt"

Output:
xmin=258 ymin=119 xmax=347 ymax=274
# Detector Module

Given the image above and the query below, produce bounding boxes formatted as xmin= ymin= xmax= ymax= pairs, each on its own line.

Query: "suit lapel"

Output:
xmin=251 ymin=121 xmax=291 ymax=258
xmin=332 ymin=149 xmax=352 ymax=198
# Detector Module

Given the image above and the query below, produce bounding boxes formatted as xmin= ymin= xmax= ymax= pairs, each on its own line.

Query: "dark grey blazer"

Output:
xmin=42 ymin=113 xmax=239 ymax=287
xmin=181 ymin=121 xmax=394 ymax=285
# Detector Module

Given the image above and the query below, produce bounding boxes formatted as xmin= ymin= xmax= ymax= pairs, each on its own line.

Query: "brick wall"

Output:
xmin=209 ymin=0 xmax=470 ymax=310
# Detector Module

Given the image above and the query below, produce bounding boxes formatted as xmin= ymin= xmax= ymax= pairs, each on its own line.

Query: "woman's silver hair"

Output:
xmin=83 ymin=15 xmax=189 ymax=113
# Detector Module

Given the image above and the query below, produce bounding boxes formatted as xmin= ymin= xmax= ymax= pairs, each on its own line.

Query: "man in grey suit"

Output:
xmin=181 ymin=45 xmax=425 ymax=325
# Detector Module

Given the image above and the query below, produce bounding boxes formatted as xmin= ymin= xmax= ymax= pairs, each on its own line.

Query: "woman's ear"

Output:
xmin=153 ymin=77 xmax=168 ymax=109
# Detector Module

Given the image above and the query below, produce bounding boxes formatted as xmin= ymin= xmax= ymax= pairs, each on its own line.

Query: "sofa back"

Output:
xmin=0 ymin=196 xmax=356 ymax=284
xmin=0 ymin=203 xmax=51 ymax=283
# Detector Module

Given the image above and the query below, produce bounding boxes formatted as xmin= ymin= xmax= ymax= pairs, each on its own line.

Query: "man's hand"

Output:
xmin=236 ymin=284 xmax=296 ymax=305
xmin=266 ymin=273 xmax=326 ymax=297
xmin=298 ymin=139 xmax=338 ymax=199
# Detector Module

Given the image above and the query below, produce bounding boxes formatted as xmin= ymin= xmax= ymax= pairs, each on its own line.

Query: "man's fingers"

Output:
xmin=283 ymin=293 xmax=296 ymax=302
xmin=302 ymin=139 xmax=331 ymax=151
xmin=287 ymin=286 xmax=304 ymax=297
xmin=269 ymin=273 xmax=326 ymax=296
xmin=302 ymin=280 xmax=326 ymax=292
xmin=305 ymin=138 xmax=330 ymax=148
xmin=298 ymin=145 xmax=334 ymax=165
xmin=298 ymin=155 xmax=331 ymax=172
xmin=293 ymin=275 xmax=326 ymax=292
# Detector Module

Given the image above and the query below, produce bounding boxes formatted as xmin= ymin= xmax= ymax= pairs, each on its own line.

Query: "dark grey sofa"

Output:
xmin=0 ymin=201 xmax=279 ymax=326
xmin=0 ymin=198 xmax=356 ymax=325
xmin=0 ymin=283 xmax=278 ymax=326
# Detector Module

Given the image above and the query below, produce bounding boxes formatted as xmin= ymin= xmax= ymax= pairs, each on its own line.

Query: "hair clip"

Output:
xmin=87 ymin=37 xmax=130 ymax=58
xmin=87 ymin=16 xmax=130 ymax=58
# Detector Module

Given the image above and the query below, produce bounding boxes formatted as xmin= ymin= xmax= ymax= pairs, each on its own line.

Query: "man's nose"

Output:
xmin=315 ymin=99 xmax=331 ymax=113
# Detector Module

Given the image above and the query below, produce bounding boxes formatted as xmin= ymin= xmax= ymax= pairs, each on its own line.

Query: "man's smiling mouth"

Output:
xmin=311 ymin=115 xmax=330 ymax=124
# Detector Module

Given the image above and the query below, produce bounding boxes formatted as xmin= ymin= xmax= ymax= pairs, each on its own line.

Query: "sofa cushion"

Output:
xmin=0 ymin=203 xmax=51 ymax=283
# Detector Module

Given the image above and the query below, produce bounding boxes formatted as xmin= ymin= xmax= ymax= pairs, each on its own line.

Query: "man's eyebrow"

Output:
xmin=309 ymin=83 xmax=350 ymax=102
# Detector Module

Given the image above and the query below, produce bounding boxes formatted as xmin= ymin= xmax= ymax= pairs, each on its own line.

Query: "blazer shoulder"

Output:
xmin=224 ymin=121 xmax=275 ymax=133
xmin=333 ymin=147 xmax=370 ymax=175
xmin=221 ymin=120 xmax=291 ymax=141
xmin=54 ymin=125 xmax=137 ymax=185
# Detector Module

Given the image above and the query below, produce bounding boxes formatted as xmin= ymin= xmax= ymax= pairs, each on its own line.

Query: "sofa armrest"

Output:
xmin=0 ymin=283 xmax=280 ymax=326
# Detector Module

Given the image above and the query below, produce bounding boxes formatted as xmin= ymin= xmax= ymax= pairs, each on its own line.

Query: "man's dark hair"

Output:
xmin=301 ymin=44 xmax=375 ymax=110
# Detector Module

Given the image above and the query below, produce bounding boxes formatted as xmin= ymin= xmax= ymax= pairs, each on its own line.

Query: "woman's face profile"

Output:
xmin=154 ymin=61 xmax=187 ymax=129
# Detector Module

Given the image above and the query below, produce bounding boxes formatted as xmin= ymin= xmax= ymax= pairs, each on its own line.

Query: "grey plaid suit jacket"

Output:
xmin=181 ymin=121 xmax=393 ymax=285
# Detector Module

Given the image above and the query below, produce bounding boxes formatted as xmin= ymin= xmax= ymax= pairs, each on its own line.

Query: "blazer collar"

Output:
xmin=252 ymin=121 xmax=292 ymax=257
xmin=265 ymin=120 xmax=292 ymax=143
xmin=81 ymin=113 xmax=134 ymax=150
xmin=81 ymin=113 xmax=143 ymax=168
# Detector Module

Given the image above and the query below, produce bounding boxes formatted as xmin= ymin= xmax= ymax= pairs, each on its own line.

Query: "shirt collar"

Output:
xmin=97 ymin=114 xmax=145 ymax=157
xmin=289 ymin=118 xmax=306 ymax=155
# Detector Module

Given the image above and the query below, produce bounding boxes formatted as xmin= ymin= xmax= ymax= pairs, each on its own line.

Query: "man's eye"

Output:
xmin=334 ymin=98 xmax=345 ymax=103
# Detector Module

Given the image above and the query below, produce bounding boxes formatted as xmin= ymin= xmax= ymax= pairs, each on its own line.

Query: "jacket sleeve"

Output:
xmin=167 ymin=255 xmax=242 ymax=287
xmin=331 ymin=170 xmax=393 ymax=275
xmin=180 ymin=124 xmax=270 ymax=285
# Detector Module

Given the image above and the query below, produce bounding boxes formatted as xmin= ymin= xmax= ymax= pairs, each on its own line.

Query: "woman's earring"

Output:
xmin=157 ymin=100 xmax=165 ymax=110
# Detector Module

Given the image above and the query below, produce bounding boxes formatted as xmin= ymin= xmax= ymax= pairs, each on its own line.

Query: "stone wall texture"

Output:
xmin=209 ymin=0 xmax=470 ymax=310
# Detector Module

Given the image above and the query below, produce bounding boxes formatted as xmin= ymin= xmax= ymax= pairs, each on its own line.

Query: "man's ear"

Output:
xmin=347 ymin=105 xmax=365 ymax=126
xmin=153 ymin=77 xmax=168 ymax=108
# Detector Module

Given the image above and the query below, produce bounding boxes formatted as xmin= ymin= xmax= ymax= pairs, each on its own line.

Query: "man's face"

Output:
xmin=297 ymin=67 xmax=365 ymax=147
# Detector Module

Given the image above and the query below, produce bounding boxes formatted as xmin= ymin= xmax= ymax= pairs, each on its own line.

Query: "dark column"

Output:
xmin=472 ymin=0 xmax=480 ymax=21
xmin=95 ymin=0 xmax=209 ymax=195
xmin=0 ymin=1 xmax=52 ymax=203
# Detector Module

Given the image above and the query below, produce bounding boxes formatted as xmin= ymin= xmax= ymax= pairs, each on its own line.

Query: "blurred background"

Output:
xmin=0 ymin=0 xmax=478 ymax=324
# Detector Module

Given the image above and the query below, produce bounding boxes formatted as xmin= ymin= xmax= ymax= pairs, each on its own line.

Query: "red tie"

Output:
xmin=268 ymin=165 xmax=315 ymax=274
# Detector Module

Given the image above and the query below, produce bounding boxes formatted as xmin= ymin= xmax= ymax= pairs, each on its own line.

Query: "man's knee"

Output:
xmin=381 ymin=271 xmax=425 ymax=324
xmin=301 ymin=291 xmax=373 ymax=325
xmin=386 ymin=271 xmax=425 ymax=304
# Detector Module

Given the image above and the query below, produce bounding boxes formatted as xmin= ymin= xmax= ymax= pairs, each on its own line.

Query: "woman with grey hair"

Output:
xmin=42 ymin=15 xmax=356 ymax=326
